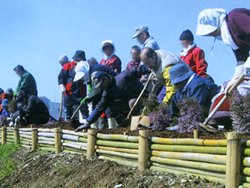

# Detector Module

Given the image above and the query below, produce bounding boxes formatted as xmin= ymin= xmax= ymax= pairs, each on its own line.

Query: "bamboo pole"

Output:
xmin=226 ymin=132 xmax=241 ymax=188
xmin=38 ymin=137 xmax=55 ymax=142
xmin=96 ymin=140 xmax=139 ymax=149
xmin=96 ymin=133 xmax=139 ymax=142
xmin=99 ymin=156 xmax=138 ymax=167
xmin=87 ymin=129 xmax=97 ymax=159
xmin=63 ymin=149 xmax=86 ymax=155
xmin=38 ymin=132 xmax=54 ymax=138
xmin=2 ymin=126 xmax=6 ymax=145
xmin=151 ymin=150 xmax=227 ymax=164
xmin=150 ymin=156 xmax=226 ymax=173
xmin=244 ymin=157 xmax=250 ymax=167
xmin=14 ymin=127 xmax=20 ymax=144
xmin=193 ymin=130 xmax=198 ymax=139
xmin=62 ymin=130 xmax=88 ymax=137
xmin=138 ymin=130 xmax=149 ymax=171
xmin=150 ymin=166 xmax=226 ymax=184
xmin=152 ymin=162 xmax=226 ymax=179
xmin=62 ymin=142 xmax=87 ymax=150
xmin=54 ymin=128 xmax=61 ymax=155
xmin=96 ymin=149 xmax=138 ymax=160
xmin=151 ymin=137 xmax=227 ymax=146
xmin=150 ymin=144 xmax=227 ymax=154
xmin=96 ymin=146 xmax=138 ymax=154
xmin=31 ymin=128 xmax=38 ymax=151
xmin=19 ymin=131 xmax=32 ymax=135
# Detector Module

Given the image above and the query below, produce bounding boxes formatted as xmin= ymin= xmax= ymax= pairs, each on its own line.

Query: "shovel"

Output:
xmin=70 ymin=96 xmax=87 ymax=120
xmin=58 ymin=92 xmax=64 ymax=121
xmin=199 ymin=72 xmax=245 ymax=132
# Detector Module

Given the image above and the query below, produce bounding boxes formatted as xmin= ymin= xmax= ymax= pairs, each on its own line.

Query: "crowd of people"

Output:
xmin=1 ymin=8 xmax=250 ymax=131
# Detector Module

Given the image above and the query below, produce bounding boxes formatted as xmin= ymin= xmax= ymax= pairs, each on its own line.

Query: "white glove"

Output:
xmin=59 ymin=84 xmax=66 ymax=92
xmin=244 ymin=56 xmax=250 ymax=77
xmin=225 ymin=61 xmax=245 ymax=94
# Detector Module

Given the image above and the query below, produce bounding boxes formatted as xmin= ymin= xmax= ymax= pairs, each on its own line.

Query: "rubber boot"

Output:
xmin=91 ymin=120 xmax=99 ymax=129
xmin=108 ymin=118 xmax=117 ymax=129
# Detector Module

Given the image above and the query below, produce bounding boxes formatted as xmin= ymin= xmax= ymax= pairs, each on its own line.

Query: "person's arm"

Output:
xmin=129 ymin=65 xmax=151 ymax=78
xmin=87 ymin=90 xmax=113 ymax=124
xmin=194 ymin=48 xmax=207 ymax=77
xmin=162 ymin=66 xmax=177 ymax=104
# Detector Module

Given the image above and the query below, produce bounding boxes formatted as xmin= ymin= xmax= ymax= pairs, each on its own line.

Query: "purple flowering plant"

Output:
xmin=229 ymin=91 xmax=250 ymax=133
xmin=176 ymin=97 xmax=205 ymax=133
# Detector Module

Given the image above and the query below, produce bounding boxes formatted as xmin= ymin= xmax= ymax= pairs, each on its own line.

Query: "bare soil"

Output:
xmin=0 ymin=148 xmax=225 ymax=188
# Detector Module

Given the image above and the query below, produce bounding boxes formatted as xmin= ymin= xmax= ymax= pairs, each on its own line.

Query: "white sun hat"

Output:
xmin=196 ymin=8 xmax=227 ymax=36
xmin=73 ymin=61 xmax=90 ymax=82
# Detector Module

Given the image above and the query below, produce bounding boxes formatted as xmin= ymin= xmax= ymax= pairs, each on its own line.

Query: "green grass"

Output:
xmin=0 ymin=143 xmax=19 ymax=180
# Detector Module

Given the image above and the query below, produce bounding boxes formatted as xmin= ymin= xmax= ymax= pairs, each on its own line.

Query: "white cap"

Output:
xmin=59 ymin=54 xmax=69 ymax=64
xmin=100 ymin=40 xmax=115 ymax=52
xmin=73 ymin=61 xmax=90 ymax=82
xmin=196 ymin=8 xmax=226 ymax=36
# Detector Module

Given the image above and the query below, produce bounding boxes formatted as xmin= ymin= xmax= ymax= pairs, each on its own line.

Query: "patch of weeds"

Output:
xmin=0 ymin=143 xmax=19 ymax=180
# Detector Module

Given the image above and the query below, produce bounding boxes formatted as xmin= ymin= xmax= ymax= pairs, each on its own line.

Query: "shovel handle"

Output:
xmin=126 ymin=72 xmax=153 ymax=119
xmin=203 ymin=72 xmax=245 ymax=125
xmin=70 ymin=103 xmax=83 ymax=120
xmin=59 ymin=92 xmax=64 ymax=119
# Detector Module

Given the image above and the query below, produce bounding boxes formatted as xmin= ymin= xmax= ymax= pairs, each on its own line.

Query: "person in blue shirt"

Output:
xmin=0 ymin=99 xmax=10 ymax=126
xmin=169 ymin=63 xmax=220 ymax=116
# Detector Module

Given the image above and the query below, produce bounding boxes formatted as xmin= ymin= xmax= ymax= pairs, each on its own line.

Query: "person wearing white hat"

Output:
xmin=58 ymin=54 xmax=69 ymax=67
xmin=100 ymin=40 xmax=122 ymax=74
xmin=196 ymin=8 xmax=250 ymax=93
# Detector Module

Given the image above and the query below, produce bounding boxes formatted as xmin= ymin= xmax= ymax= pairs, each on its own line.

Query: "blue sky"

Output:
xmin=0 ymin=0 xmax=249 ymax=102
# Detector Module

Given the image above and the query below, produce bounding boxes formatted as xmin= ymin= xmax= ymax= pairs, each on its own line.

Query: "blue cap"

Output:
xmin=179 ymin=29 xmax=194 ymax=41
xmin=169 ymin=64 xmax=194 ymax=85
xmin=2 ymin=99 xmax=9 ymax=107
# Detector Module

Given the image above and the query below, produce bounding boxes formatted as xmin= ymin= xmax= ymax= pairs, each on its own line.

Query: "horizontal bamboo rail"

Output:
xmin=152 ymin=162 xmax=225 ymax=179
xmin=99 ymin=156 xmax=138 ymax=167
xmin=96 ymin=140 xmax=139 ymax=149
xmin=151 ymin=144 xmax=227 ymax=154
xmin=150 ymin=166 xmax=226 ymax=184
xmin=96 ymin=146 xmax=138 ymax=154
xmin=150 ymin=156 xmax=226 ymax=173
xmin=96 ymin=133 xmax=139 ymax=142
xmin=151 ymin=137 xmax=227 ymax=146
xmin=151 ymin=150 xmax=227 ymax=164
xmin=96 ymin=149 xmax=138 ymax=160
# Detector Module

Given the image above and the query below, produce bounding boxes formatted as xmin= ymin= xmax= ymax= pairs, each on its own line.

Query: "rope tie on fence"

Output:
xmin=88 ymin=132 xmax=97 ymax=138
xmin=139 ymin=134 xmax=150 ymax=141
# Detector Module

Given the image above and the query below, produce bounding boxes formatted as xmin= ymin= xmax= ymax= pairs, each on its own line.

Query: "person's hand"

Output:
xmin=59 ymin=84 xmax=66 ymax=92
xmin=225 ymin=63 xmax=245 ymax=95
xmin=75 ymin=123 xmax=90 ymax=132
xmin=140 ymin=76 xmax=147 ymax=83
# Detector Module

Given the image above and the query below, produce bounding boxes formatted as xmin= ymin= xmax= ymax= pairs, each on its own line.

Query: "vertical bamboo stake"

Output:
xmin=87 ymin=129 xmax=97 ymax=159
xmin=31 ymin=128 xmax=38 ymax=151
xmin=2 ymin=126 xmax=6 ymax=145
xmin=14 ymin=127 xmax=20 ymax=144
xmin=193 ymin=129 xmax=198 ymax=139
xmin=54 ymin=128 xmax=61 ymax=155
xmin=138 ymin=130 xmax=149 ymax=171
xmin=226 ymin=132 xmax=241 ymax=188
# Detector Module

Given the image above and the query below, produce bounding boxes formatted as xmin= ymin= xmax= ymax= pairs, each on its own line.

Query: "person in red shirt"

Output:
xmin=1 ymin=88 xmax=13 ymax=102
xmin=100 ymin=40 xmax=122 ymax=74
xmin=126 ymin=45 xmax=141 ymax=71
xmin=180 ymin=29 xmax=208 ymax=78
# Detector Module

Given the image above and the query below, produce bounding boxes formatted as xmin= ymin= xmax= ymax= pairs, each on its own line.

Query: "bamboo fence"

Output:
xmin=1 ymin=126 xmax=250 ymax=187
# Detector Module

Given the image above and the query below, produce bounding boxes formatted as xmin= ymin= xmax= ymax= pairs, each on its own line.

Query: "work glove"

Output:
xmin=88 ymin=85 xmax=92 ymax=93
xmin=75 ymin=123 xmax=90 ymax=132
xmin=59 ymin=84 xmax=66 ymax=92
xmin=13 ymin=91 xmax=18 ymax=97
xmin=225 ymin=61 xmax=245 ymax=95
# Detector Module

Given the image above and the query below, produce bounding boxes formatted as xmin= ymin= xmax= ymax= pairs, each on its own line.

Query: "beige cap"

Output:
xmin=132 ymin=26 xmax=148 ymax=39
